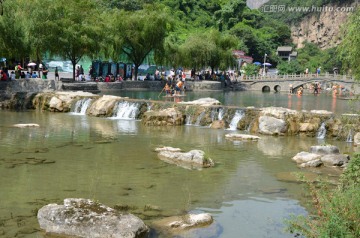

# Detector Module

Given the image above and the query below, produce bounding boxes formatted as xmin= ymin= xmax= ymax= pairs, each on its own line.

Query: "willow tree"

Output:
xmin=338 ymin=8 xmax=360 ymax=80
xmin=180 ymin=29 xmax=240 ymax=74
xmin=23 ymin=0 xmax=105 ymax=79
xmin=109 ymin=4 xmax=172 ymax=80
xmin=180 ymin=32 xmax=214 ymax=73
xmin=0 ymin=0 xmax=30 ymax=63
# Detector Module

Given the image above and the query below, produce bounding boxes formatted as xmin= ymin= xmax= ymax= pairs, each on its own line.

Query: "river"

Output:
xmin=0 ymin=90 xmax=357 ymax=237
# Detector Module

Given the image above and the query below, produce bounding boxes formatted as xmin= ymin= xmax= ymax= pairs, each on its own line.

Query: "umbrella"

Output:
xmin=253 ymin=62 xmax=261 ymax=66
xmin=27 ymin=62 xmax=36 ymax=66
xmin=263 ymin=63 xmax=272 ymax=66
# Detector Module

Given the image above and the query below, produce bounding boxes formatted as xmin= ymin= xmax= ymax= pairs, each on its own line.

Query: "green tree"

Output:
xmin=0 ymin=0 xmax=30 ymax=63
xmin=338 ymin=8 xmax=360 ymax=79
xmin=21 ymin=0 xmax=105 ymax=79
xmin=277 ymin=60 xmax=303 ymax=74
xmin=109 ymin=4 xmax=172 ymax=80
xmin=215 ymin=0 xmax=247 ymax=31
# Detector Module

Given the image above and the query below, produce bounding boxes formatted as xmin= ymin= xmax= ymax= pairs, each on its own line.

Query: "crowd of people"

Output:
xmin=0 ymin=62 xmax=51 ymax=81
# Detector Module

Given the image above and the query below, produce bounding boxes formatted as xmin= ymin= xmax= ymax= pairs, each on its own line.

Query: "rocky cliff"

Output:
xmin=247 ymin=0 xmax=270 ymax=9
xmin=291 ymin=2 xmax=358 ymax=49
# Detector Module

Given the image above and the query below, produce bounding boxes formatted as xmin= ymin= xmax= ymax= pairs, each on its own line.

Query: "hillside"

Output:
xmin=264 ymin=0 xmax=358 ymax=49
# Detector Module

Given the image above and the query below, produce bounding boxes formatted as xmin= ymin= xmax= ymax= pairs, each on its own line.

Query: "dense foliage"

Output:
xmin=0 ymin=0 xmax=293 ymax=79
xmin=338 ymin=8 xmax=360 ymax=79
xmin=0 ymin=0 xmax=358 ymax=79
xmin=288 ymin=153 xmax=360 ymax=238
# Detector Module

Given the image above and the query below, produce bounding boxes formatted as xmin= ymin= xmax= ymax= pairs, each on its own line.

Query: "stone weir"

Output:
xmin=1 ymin=91 xmax=360 ymax=143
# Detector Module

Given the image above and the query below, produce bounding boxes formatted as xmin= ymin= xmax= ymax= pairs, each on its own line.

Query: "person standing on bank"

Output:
xmin=55 ymin=67 xmax=59 ymax=80
xmin=39 ymin=62 xmax=43 ymax=78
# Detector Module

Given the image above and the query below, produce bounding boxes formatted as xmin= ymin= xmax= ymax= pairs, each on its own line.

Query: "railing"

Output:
xmin=242 ymin=73 xmax=354 ymax=81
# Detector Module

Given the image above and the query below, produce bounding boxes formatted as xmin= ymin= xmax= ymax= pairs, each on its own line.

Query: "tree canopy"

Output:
xmin=338 ymin=8 xmax=360 ymax=79
xmin=0 ymin=0 xmax=296 ymax=77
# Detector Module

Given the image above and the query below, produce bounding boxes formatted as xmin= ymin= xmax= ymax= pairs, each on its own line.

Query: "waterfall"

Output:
xmin=194 ymin=111 xmax=206 ymax=126
xmin=316 ymin=122 xmax=327 ymax=139
xmin=218 ymin=108 xmax=224 ymax=120
xmin=147 ymin=102 xmax=152 ymax=111
xmin=346 ymin=129 xmax=353 ymax=143
xmin=227 ymin=110 xmax=245 ymax=130
xmin=112 ymin=101 xmax=140 ymax=119
xmin=210 ymin=109 xmax=217 ymax=121
xmin=71 ymin=98 xmax=92 ymax=115
xmin=210 ymin=108 xmax=225 ymax=122
xmin=185 ymin=115 xmax=192 ymax=125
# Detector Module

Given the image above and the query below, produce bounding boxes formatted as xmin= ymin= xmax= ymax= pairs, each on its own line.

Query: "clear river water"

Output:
xmin=0 ymin=91 xmax=357 ymax=237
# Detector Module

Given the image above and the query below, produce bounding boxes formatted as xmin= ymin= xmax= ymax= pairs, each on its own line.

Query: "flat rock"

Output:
xmin=179 ymin=98 xmax=221 ymax=106
xmin=154 ymin=147 xmax=182 ymax=152
xmin=310 ymin=110 xmax=333 ymax=115
xmin=13 ymin=123 xmax=40 ymax=128
xmin=225 ymin=133 xmax=260 ymax=141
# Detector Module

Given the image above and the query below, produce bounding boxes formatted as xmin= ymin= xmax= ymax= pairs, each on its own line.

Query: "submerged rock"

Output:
xmin=155 ymin=147 xmax=214 ymax=169
xmin=37 ymin=198 xmax=149 ymax=238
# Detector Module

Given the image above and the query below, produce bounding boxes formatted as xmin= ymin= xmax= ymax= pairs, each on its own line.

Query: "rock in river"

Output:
xmin=37 ymin=198 xmax=149 ymax=238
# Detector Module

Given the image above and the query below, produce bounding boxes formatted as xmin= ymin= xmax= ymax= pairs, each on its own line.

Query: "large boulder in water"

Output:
xmin=87 ymin=95 xmax=121 ymax=117
xmin=258 ymin=116 xmax=287 ymax=135
xmin=292 ymin=145 xmax=349 ymax=168
xmin=37 ymin=198 xmax=149 ymax=238
xmin=143 ymin=108 xmax=185 ymax=126
xmin=155 ymin=147 xmax=214 ymax=169
xmin=260 ymin=107 xmax=298 ymax=120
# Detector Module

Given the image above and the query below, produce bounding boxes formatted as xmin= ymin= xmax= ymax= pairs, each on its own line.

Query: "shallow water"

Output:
xmin=0 ymin=91 xmax=357 ymax=237
xmin=102 ymin=90 xmax=360 ymax=115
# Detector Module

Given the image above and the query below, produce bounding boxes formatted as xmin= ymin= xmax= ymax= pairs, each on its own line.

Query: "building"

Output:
xmin=233 ymin=50 xmax=253 ymax=70
xmin=277 ymin=46 xmax=297 ymax=61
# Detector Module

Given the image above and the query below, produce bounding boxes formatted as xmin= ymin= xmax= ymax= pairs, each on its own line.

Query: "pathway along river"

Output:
xmin=0 ymin=91 xmax=358 ymax=237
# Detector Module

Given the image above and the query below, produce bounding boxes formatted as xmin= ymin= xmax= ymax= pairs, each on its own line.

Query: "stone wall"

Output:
xmin=0 ymin=79 xmax=223 ymax=96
